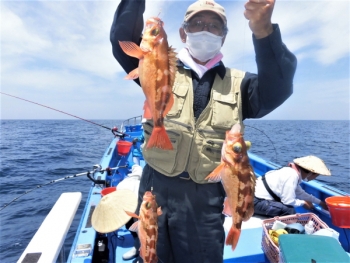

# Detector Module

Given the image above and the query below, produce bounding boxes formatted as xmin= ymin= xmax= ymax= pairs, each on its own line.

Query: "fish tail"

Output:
xmin=226 ymin=227 xmax=241 ymax=251
xmin=147 ymin=127 xmax=173 ymax=150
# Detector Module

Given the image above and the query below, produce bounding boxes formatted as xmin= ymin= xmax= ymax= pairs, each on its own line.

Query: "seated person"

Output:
xmin=132 ymin=133 xmax=145 ymax=166
xmin=254 ymin=155 xmax=331 ymax=217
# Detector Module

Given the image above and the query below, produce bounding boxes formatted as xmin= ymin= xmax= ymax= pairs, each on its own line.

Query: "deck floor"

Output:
xmin=112 ymin=215 xmax=269 ymax=263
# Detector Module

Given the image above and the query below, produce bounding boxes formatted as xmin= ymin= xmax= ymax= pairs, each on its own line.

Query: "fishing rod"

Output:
xmin=0 ymin=91 xmax=128 ymax=138
xmin=245 ymin=124 xmax=278 ymax=162
xmin=0 ymin=164 xmax=127 ymax=212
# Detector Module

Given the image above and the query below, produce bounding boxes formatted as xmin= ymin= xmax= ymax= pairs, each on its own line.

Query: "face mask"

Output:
xmin=303 ymin=172 xmax=314 ymax=182
xmin=185 ymin=31 xmax=223 ymax=62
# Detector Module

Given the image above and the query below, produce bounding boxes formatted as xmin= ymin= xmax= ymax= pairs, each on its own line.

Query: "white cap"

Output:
xmin=184 ymin=0 xmax=226 ymax=24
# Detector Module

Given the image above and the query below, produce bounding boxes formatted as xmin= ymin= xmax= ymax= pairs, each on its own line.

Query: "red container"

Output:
xmin=117 ymin=140 xmax=132 ymax=156
xmin=101 ymin=187 xmax=117 ymax=196
xmin=325 ymin=196 xmax=350 ymax=228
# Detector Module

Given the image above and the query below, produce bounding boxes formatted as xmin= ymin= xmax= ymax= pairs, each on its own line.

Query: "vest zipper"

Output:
xmin=197 ymin=128 xmax=226 ymax=136
xmin=165 ymin=119 xmax=193 ymax=132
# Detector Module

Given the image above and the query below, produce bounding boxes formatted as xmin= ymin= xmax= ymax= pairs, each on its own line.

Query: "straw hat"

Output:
xmin=184 ymin=0 xmax=227 ymax=25
xmin=92 ymin=189 xmax=138 ymax=233
xmin=293 ymin=155 xmax=331 ymax=176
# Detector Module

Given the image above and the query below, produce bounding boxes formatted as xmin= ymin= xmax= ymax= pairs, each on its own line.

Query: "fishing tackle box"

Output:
xmin=261 ymin=213 xmax=329 ymax=263
xmin=278 ymin=234 xmax=349 ymax=263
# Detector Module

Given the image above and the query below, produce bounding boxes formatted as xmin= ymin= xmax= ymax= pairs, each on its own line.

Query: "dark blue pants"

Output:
xmin=136 ymin=164 xmax=226 ymax=263
xmin=253 ymin=196 xmax=295 ymax=217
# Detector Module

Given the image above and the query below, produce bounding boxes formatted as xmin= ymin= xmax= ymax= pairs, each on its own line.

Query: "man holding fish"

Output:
xmin=111 ymin=0 xmax=297 ymax=262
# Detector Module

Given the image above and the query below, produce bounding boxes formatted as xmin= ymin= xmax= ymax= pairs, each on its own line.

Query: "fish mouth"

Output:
xmin=143 ymin=191 xmax=154 ymax=200
xmin=148 ymin=17 xmax=164 ymax=26
xmin=146 ymin=18 xmax=164 ymax=29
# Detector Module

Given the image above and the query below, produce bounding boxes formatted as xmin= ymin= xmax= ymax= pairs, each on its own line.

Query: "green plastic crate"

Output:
xmin=279 ymin=234 xmax=349 ymax=263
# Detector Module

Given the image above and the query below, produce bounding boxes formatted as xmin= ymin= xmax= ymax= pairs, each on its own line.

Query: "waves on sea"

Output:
xmin=0 ymin=119 xmax=349 ymax=262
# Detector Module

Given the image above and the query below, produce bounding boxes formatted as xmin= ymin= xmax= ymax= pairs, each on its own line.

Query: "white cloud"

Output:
xmin=1 ymin=0 xmax=349 ymax=120
xmin=262 ymin=77 xmax=349 ymax=120
xmin=273 ymin=1 xmax=349 ymax=65
xmin=1 ymin=1 xmax=122 ymax=79
xmin=1 ymin=4 xmax=51 ymax=58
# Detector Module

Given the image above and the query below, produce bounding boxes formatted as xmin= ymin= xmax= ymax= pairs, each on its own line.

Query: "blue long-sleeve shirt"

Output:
xmin=110 ymin=0 xmax=297 ymax=120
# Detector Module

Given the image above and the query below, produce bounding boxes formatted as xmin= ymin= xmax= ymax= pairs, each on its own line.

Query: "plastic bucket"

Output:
xmin=101 ymin=187 xmax=117 ymax=196
xmin=117 ymin=140 xmax=132 ymax=156
xmin=325 ymin=196 xmax=350 ymax=228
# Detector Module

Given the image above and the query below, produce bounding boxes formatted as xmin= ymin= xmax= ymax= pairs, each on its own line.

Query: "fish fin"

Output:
xmin=143 ymin=100 xmax=152 ymax=119
xmin=119 ymin=41 xmax=144 ymax=59
xmin=168 ymin=46 xmax=177 ymax=88
xmin=205 ymin=162 xmax=225 ymax=182
xmin=125 ymin=210 xmax=140 ymax=219
xmin=128 ymin=221 xmax=139 ymax=232
xmin=157 ymin=206 xmax=162 ymax=216
xmin=146 ymin=127 xmax=173 ymax=150
xmin=243 ymin=205 xmax=254 ymax=221
xmin=125 ymin=68 xmax=139 ymax=80
xmin=242 ymin=194 xmax=255 ymax=221
xmin=226 ymin=227 xmax=241 ymax=251
xmin=222 ymin=198 xmax=232 ymax=216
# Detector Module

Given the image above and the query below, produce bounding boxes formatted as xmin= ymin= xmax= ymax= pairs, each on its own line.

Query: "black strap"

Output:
xmin=261 ymin=175 xmax=281 ymax=202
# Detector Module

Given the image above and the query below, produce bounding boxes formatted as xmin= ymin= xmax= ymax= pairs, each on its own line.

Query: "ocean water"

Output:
xmin=0 ymin=119 xmax=349 ymax=262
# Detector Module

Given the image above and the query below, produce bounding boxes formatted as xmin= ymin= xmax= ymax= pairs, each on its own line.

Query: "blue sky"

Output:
xmin=1 ymin=0 xmax=349 ymax=120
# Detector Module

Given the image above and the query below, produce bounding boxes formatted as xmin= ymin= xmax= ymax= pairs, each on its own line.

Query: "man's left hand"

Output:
xmin=244 ymin=0 xmax=275 ymax=39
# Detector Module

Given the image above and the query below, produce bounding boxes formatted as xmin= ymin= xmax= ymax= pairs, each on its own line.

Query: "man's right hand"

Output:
xmin=244 ymin=0 xmax=275 ymax=39
xmin=303 ymin=201 xmax=315 ymax=210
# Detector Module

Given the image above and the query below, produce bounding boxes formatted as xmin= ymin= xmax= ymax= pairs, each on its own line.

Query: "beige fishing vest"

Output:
xmin=142 ymin=67 xmax=245 ymax=184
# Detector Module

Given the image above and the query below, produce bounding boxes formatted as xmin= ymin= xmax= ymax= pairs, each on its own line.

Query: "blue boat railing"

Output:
xmin=120 ymin=115 xmax=142 ymax=132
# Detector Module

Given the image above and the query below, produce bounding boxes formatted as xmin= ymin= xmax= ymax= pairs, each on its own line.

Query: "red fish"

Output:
xmin=119 ymin=17 xmax=177 ymax=150
xmin=125 ymin=191 xmax=162 ymax=263
xmin=205 ymin=123 xmax=256 ymax=251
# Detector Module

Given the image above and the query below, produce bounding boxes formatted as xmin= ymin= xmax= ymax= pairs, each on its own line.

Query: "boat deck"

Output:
xmin=110 ymin=215 xmax=269 ymax=263
xmin=65 ymin=123 xmax=350 ymax=263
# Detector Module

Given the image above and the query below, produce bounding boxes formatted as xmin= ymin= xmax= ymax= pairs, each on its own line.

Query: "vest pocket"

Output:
xmin=211 ymin=92 xmax=239 ymax=129
xmin=167 ymin=84 xmax=189 ymax=117
xmin=142 ymin=125 xmax=183 ymax=175
xmin=201 ymin=139 xmax=223 ymax=161
xmin=194 ymin=139 xmax=223 ymax=182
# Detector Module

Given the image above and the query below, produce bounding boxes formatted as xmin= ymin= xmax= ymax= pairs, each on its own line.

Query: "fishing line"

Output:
xmin=245 ymin=125 xmax=277 ymax=162
xmin=0 ymin=165 xmax=126 ymax=212
xmin=0 ymin=92 xmax=126 ymax=136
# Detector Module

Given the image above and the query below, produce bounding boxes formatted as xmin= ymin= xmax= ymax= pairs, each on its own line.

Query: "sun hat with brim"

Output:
xmin=92 ymin=189 xmax=138 ymax=233
xmin=294 ymin=155 xmax=331 ymax=176
xmin=184 ymin=0 xmax=226 ymax=25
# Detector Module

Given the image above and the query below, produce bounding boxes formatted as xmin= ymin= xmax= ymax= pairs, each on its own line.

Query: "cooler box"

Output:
xmin=279 ymin=235 xmax=349 ymax=263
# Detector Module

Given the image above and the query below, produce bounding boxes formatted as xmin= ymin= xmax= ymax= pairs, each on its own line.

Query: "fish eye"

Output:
xmin=151 ymin=28 xmax=159 ymax=36
xmin=146 ymin=202 xmax=152 ymax=209
xmin=232 ymin=142 xmax=242 ymax=153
